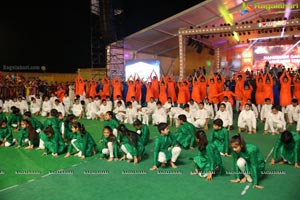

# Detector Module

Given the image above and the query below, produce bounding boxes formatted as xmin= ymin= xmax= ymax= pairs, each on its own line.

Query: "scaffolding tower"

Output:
xmin=107 ymin=40 xmax=124 ymax=79
xmin=90 ymin=0 xmax=117 ymax=69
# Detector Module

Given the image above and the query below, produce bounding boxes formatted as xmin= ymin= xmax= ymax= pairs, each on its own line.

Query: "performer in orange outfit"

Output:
xmin=216 ymin=74 xmax=224 ymax=103
xmin=75 ymin=75 xmax=85 ymax=97
xmin=158 ymin=77 xmax=168 ymax=104
xmin=85 ymin=80 xmax=90 ymax=98
xmin=166 ymin=75 xmax=177 ymax=103
xmin=112 ymin=77 xmax=122 ymax=100
xmin=255 ymin=72 xmax=264 ymax=112
xmin=198 ymin=74 xmax=207 ymax=101
xmin=263 ymin=73 xmax=274 ymax=104
xmin=134 ymin=74 xmax=142 ymax=103
xmin=102 ymin=77 xmax=110 ymax=98
xmin=207 ymin=74 xmax=219 ymax=112
xmin=145 ymin=81 xmax=154 ymax=103
xmin=177 ymin=80 xmax=186 ymax=107
xmin=55 ymin=87 xmax=65 ymax=102
xmin=150 ymin=70 xmax=159 ymax=99
xmin=234 ymin=72 xmax=245 ymax=112
xmin=89 ymin=79 xmax=97 ymax=98
xmin=214 ymin=86 xmax=237 ymax=106
xmin=280 ymin=71 xmax=292 ymax=112
xmin=191 ymin=76 xmax=201 ymax=103
xmin=126 ymin=76 xmax=136 ymax=102
xmin=183 ymin=80 xmax=190 ymax=103
xmin=241 ymin=84 xmax=253 ymax=109
xmin=293 ymin=73 xmax=300 ymax=103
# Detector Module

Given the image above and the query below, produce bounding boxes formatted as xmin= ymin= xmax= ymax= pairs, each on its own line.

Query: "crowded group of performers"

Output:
xmin=0 ymin=66 xmax=299 ymax=190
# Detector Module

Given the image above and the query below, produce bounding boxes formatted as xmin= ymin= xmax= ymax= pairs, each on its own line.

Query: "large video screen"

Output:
xmin=253 ymin=44 xmax=300 ymax=70
xmin=125 ymin=60 xmax=160 ymax=80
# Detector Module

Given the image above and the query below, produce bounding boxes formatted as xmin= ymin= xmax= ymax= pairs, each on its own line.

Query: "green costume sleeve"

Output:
xmin=249 ymin=150 xmax=260 ymax=185
xmin=141 ymin=125 xmax=150 ymax=145
xmin=209 ymin=130 xmax=214 ymax=143
xmin=5 ymin=128 xmax=13 ymax=143
xmin=222 ymin=128 xmax=229 ymax=154
xmin=17 ymin=129 xmax=26 ymax=146
xmin=232 ymin=152 xmax=242 ymax=179
xmin=293 ymin=133 xmax=300 ymax=164
xmin=153 ymin=136 xmax=161 ymax=166
xmin=113 ymin=141 xmax=118 ymax=157
xmin=81 ymin=134 xmax=88 ymax=156
xmin=207 ymin=145 xmax=217 ymax=172
xmin=272 ymin=136 xmax=281 ymax=159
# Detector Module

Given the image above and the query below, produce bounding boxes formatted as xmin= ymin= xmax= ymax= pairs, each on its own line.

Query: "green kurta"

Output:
xmin=41 ymin=131 xmax=66 ymax=154
xmin=137 ymin=125 xmax=150 ymax=146
xmin=63 ymin=123 xmax=74 ymax=140
xmin=0 ymin=127 xmax=14 ymax=144
xmin=153 ymin=132 xmax=178 ymax=166
xmin=7 ymin=113 xmax=22 ymax=128
xmin=73 ymin=131 xmax=96 ymax=157
xmin=193 ymin=143 xmax=224 ymax=174
xmin=27 ymin=117 xmax=44 ymax=131
xmin=0 ymin=112 xmax=6 ymax=122
xmin=104 ymin=119 xmax=120 ymax=140
xmin=44 ymin=117 xmax=60 ymax=135
xmin=273 ymin=132 xmax=300 ymax=164
xmin=209 ymin=127 xmax=229 ymax=154
xmin=99 ymin=137 xmax=118 ymax=158
xmin=232 ymin=143 xmax=265 ymax=185
xmin=17 ymin=127 xmax=38 ymax=146
xmin=175 ymin=122 xmax=195 ymax=148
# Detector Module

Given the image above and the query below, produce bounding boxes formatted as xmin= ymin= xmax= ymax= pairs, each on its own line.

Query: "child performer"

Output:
xmin=16 ymin=119 xmax=39 ymax=149
xmin=0 ymin=119 xmax=15 ymax=147
xmin=264 ymin=105 xmax=286 ymax=135
xmin=191 ymin=130 xmax=224 ymax=180
xmin=230 ymin=134 xmax=265 ymax=189
xmin=133 ymin=119 xmax=150 ymax=146
xmin=150 ymin=123 xmax=181 ymax=170
xmin=209 ymin=119 xmax=229 ymax=156
xmin=99 ymin=126 xmax=118 ymax=162
xmin=270 ymin=130 xmax=299 ymax=168
xmin=41 ymin=126 xmax=66 ymax=157
xmin=175 ymin=114 xmax=195 ymax=150
xmin=238 ymin=103 xmax=257 ymax=134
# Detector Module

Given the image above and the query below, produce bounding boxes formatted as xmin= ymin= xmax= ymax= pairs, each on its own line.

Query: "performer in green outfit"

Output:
xmin=62 ymin=114 xmax=77 ymax=142
xmin=104 ymin=111 xmax=120 ymax=139
xmin=270 ymin=130 xmax=300 ymax=168
xmin=23 ymin=111 xmax=44 ymax=133
xmin=65 ymin=122 xmax=96 ymax=159
xmin=16 ymin=119 xmax=39 ymax=149
xmin=41 ymin=126 xmax=66 ymax=157
xmin=133 ymin=119 xmax=150 ymax=146
xmin=230 ymin=134 xmax=265 ymax=189
xmin=0 ymin=119 xmax=15 ymax=147
xmin=209 ymin=119 xmax=229 ymax=156
xmin=0 ymin=107 xmax=6 ymax=122
xmin=43 ymin=109 xmax=60 ymax=135
xmin=118 ymin=124 xmax=144 ymax=164
xmin=191 ymin=130 xmax=225 ymax=181
xmin=175 ymin=114 xmax=195 ymax=150
xmin=99 ymin=126 xmax=119 ymax=161
xmin=7 ymin=106 xmax=22 ymax=130
xmin=150 ymin=123 xmax=181 ymax=170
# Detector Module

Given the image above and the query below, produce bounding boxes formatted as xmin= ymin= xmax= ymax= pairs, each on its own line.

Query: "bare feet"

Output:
xmin=133 ymin=156 xmax=138 ymax=164
xmin=107 ymin=157 xmax=114 ymax=162
xmin=170 ymin=161 xmax=177 ymax=169
xmin=120 ymin=155 xmax=126 ymax=161
xmin=189 ymin=146 xmax=194 ymax=150
xmin=264 ymin=130 xmax=268 ymax=135
xmin=161 ymin=163 xmax=167 ymax=168
xmin=240 ymin=176 xmax=247 ymax=183
xmin=64 ymin=152 xmax=71 ymax=158
xmin=150 ymin=166 xmax=158 ymax=171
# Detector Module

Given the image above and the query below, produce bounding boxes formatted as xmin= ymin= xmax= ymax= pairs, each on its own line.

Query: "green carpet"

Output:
xmin=0 ymin=116 xmax=300 ymax=200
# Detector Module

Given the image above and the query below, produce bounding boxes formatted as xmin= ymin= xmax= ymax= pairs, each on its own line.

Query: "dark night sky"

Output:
xmin=0 ymin=0 xmax=202 ymax=73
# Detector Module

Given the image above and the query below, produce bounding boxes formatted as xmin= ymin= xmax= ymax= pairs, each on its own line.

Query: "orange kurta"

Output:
xmin=75 ymin=76 xmax=85 ymax=96
xmin=207 ymin=76 xmax=219 ymax=104
xmin=89 ymin=80 xmax=97 ymax=98
xmin=55 ymin=89 xmax=65 ymax=102
xmin=215 ymin=90 xmax=237 ymax=106
xmin=166 ymin=76 xmax=177 ymax=103
xmin=255 ymin=75 xmax=265 ymax=105
xmin=135 ymin=78 xmax=142 ymax=102
xmin=126 ymin=80 xmax=136 ymax=102
xmin=102 ymin=77 xmax=110 ymax=98
xmin=177 ymin=81 xmax=186 ymax=105
xmin=241 ymin=85 xmax=253 ymax=108
xmin=216 ymin=75 xmax=225 ymax=102
xmin=198 ymin=75 xmax=207 ymax=101
xmin=263 ymin=74 xmax=274 ymax=104
xmin=112 ymin=77 xmax=122 ymax=100
xmin=293 ymin=76 xmax=300 ymax=103
xmin=159 ymin=82 xmax=168 ymax=104
xmin=234 ymin=72 xmax=245 ymax=101
xmin=150 ymin=71 xmax=159 ymax=99
xmin=280 ymin=73 xmax=292 ymax=106
xmin=191 ymin=79 xmax=201 ymax=103
xmin=145 ymin=83 xmax=154 ymax=103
